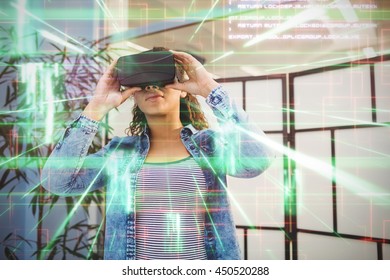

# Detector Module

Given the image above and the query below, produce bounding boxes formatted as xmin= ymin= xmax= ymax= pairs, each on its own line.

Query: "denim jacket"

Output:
xmin=41 ymin=85 xmax=274 ymax=260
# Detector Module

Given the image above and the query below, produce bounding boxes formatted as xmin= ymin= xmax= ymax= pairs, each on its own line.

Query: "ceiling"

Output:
xmin=104 ymin=0 xmax=390 ymax=78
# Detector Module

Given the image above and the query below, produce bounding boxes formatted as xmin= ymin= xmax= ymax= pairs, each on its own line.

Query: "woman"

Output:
xmin=41 ymin=48 xmax=274 ymax=260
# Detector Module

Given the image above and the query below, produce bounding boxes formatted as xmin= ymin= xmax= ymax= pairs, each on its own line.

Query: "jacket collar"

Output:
xmin=141 ymin=123 xmax=199 ymax=137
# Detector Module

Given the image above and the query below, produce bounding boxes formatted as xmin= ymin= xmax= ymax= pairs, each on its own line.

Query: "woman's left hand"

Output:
xmin=165 ymin=51 xmax=219 ymax=98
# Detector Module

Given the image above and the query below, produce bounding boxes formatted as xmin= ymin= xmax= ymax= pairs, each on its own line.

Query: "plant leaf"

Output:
xmin=4 ymin=247 xmax=18 ymax=260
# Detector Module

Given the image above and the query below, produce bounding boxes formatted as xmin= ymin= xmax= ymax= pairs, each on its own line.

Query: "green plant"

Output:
xmin=0 ymin=26 xmax=113 ymax=259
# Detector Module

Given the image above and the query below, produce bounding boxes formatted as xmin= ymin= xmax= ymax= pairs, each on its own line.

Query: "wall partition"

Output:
xmin=290 ymin=55 xmax=390 ymax=260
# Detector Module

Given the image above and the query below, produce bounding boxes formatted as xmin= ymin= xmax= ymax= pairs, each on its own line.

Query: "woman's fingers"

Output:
xmin=165 ymin=80 xmax=186 ymax=91
xmin=105 ymin=59 xmax=118 ymax=76
xmin=120 ymin=87 xmax=142 ymax=103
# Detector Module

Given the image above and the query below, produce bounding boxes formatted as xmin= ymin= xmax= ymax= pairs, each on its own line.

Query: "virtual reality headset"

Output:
xmin=116 ymin=50 xmax=205 ymax=88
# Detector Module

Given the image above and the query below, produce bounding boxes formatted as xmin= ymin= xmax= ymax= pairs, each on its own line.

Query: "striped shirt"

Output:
xmin=135 ymin=156 xmax=208 ymax=260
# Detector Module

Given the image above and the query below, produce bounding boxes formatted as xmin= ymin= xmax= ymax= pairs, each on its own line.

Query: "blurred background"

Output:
xmin=0 ymin=0 xmax=389 ymax=260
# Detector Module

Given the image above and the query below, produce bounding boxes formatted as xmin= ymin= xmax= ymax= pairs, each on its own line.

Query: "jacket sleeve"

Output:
xmin=205 ymin=85 xmax=275 ymax=178
xmin=41 ymin=114 xmax=115 ymax=196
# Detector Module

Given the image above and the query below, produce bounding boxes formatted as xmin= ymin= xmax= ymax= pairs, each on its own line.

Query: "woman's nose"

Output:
xmin=144 ymin=85 xmax=160 ymax=91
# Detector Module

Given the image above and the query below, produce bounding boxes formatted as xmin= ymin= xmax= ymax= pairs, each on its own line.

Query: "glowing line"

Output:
xmin=29 ymin=208 xmax=52 ymax=233
xmin=86 ymin=216 xmax=106 ymax=259
xmin=188 ymin=0 xmax=196 ymax=13
xmin=108 ymin=230 xmax=117 ymax=251
xmin=0 ymin=207 xmax=11 ymax=217
xmin=43 ymin=64 xmax=55 ymax=143
xmin=189 ymin=0 xmax=220 ymax=42
xmin=0 ymin=143 xmax=46 ymax=167
xmin=95 ymin=0 xmax=113 ymax=18
xmin=39 ymin=30 xmax=85 ymax=54
xmin=126 ymin=41 xmax=148 ymax=52
xmin=16 ymin=0 xmax=26 ymax=53
xmin=0 ymin=108 xmax=35 ymax=114
xmin=0 ymin=9 xmax=8 ymax=16
xmin=10 ymin=2 xmax=95 ymax=53
xmin=210 ymin=51 xmax=234 ymax=63
xmin=337 ymin=0 xmax=358 ymax=22
xmin=264 ymin=64 xmax=298 ymax=73
xmin=41 ymin=96 xmax=90 ymax=105
xmin=26 ymin=63 xmax=40 ymax=107
xmin=22 ymin=181 xmax=43 ymax=199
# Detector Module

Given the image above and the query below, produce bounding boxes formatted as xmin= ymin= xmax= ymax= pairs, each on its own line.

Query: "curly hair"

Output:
xmin=125 ymin=47 xmax=209 ymax=136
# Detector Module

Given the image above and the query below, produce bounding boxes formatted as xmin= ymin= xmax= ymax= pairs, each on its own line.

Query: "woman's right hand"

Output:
xmin=82 ymin=60 xmax=141 ymax=121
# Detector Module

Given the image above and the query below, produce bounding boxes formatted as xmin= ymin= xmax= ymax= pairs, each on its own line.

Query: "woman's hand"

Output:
xmin=165 ymin=51 xmax=219 ymax=98
xmin=83 ymin=60 xmax=141 ymax=121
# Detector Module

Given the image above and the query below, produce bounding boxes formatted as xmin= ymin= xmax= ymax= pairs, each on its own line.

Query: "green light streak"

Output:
xmin=0 ymin=9 xmax=8 ymax=16
xmin=26 ymin=62 xmax=40 ymax=108
xmin=41 ymin=96 xmax=90 ymax=105
xmin=0 ymin=143 xmax=46 ymax=167
xmin=209 ymin=51 xmax=235 ymax=64
xmin=0 ymin=206 xmax=11 ymax=218
xmin=95 ymin=0 xmax=119 ymax=32
xmin=165 ymin=213 xmax=183 ymax=253
xmin=16 ymin=0 xmax=26 ymax=54
xmin=95 ymin=0 xmax=114 ymax=19
xmin=108 ymin=229 xmax=116 ymax=252
xmin=39 ymin=30 xmax=85 ymax=54
xmin=29 ymin=207 xmax=52 ymax=233
xmin=87 ymin=162 xmax=123 ymax=259
xmin=21 ymin=181 xmax=43 ymax=199
xmin=18 ymin=62 xmax=60 ymax=145
xmin=0 ymin=108 xmax=36 ymax=114
xmin=188 ymin=0 xmax=196 ymax=13
xmin=43 ymin=63 xmax=56 ymax=144
xmin=189 ymin=0 xmax=220 ymax=42
xmin=86 ymin=217 xmax=106 ymax=259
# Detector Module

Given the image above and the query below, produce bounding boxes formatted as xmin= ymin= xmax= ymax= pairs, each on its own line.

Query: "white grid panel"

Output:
xmin=295 ymin=130 xmax=334 ymax=232
xmin=293 ymin=65 xmax=372 ymax=129
xmin=384 ymin=244 xmax=390 ymax=260
xmin=246 ymin=79 xmax=284 ymax=131
xmin=335 ymin=127 xmax=390 ymax=240
xmin=298 ymin=233 xmax=377 ymax=260
xmin=218 ymin=82 xmax=244 ymax=109
xmin=374 ymin=60 xmax=390 ymax=123
xmin=247 ymin=229 xmax=285 ymax=260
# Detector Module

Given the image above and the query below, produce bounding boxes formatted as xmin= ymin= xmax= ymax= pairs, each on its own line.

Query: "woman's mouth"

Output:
xmin=146 ymin=94 xmax=164 ymax=101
